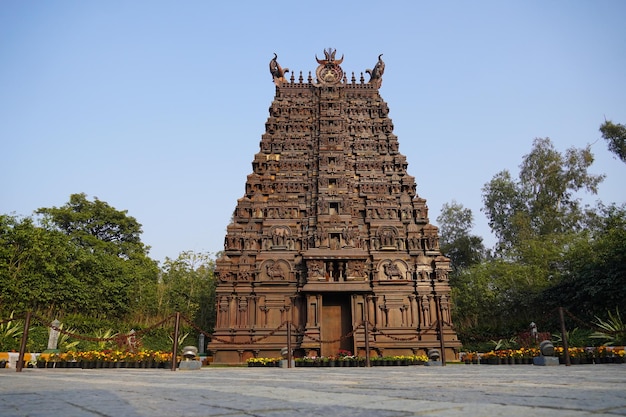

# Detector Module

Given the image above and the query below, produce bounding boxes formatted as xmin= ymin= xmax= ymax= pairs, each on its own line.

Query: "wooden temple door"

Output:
xmin=321 ymin=294 xmax=353 ymax=357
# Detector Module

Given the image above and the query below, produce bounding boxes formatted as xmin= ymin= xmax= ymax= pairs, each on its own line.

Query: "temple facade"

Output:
xmin=208 ymin=49 xmax=460 ymax=364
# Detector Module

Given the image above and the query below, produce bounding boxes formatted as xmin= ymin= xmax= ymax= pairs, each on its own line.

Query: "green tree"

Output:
xmin=35 ymin=193 xmax=159 ymax=319
xmin=599 ymin=120 xmax=626 ymax=163
xmin=37 ymin=193 xmax=147 ymax=258
xmin=0 ymin=214 xmax=85 ymax=314
xmin=480 ymin=170 xmax=528 ymax=253
xmin=159 ymin=251 xmax=217 ymax=332
xmin=456 ymin=138 xmax=607 ymax=345
xmin=482 ymin=137 xmax=604 ymax=254
xmin=452 ymin=260 xmax=542 ymax=336
xmin=436 ymin=201 xmax=486 ymax=272
xmin=540 ymin=203 xmax=626 ymax=320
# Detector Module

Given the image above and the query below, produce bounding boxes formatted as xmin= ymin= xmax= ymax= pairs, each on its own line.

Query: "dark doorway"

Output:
xmin=321 ymin=294 xmax=353 ymax=357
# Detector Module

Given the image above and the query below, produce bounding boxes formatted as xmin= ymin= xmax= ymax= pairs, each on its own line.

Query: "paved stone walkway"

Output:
xmin=0 ymin=364 xmax=624 ymax=416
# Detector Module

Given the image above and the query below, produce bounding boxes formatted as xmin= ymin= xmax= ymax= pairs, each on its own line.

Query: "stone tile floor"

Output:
xmin=0 ymin=364 xmax=624 ymax=416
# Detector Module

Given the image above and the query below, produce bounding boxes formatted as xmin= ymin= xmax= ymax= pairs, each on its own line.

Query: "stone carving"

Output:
xmin=307 ymin=260 xmax=325 ymax=279
xmin=315 ymin=48 xmax=344 ymax=85
xmin=271 ymin=226 xmax=290 ymax=247
xmin=238 ymin=270 xmax=252 ymax=281
xmin=316 ymin=47 xmax=344 ymax=65
xmin=382 ymin=261 xmax=403 ymax=280
xmin=209 ymin=50 xmax=459 ymax=364
xmin=264 ymin=261 xmax=286 ymax=280
xmin=436 ymin=268 xmax=449 ymax=282
xmin=366 ymin=54 xmax=385 ymax=88
xmin=342 ymin=226 xmax=356 ymax=247
xmin=269 ymin=53 xmax=289 ymax=85
xmin=346 ymin=260 xmax=366 ymax=280
xmin=378 ymin=226 xmax=398 ymax=248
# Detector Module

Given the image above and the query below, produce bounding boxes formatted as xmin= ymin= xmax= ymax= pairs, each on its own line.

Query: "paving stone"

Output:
xmin=0 ymin=364 xmax=624 ymax=416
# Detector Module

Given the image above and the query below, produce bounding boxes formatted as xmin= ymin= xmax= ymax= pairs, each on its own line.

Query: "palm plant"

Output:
xmin=93 ymin=328 xmax=117 ymax=350
xmin=0 ymin=312 xmax=24 ymax=351
xmin=489 ymin=336 xmax=518 ymax=350
xmin=168 ymin=331 xmax=189 ymax=351
xmin=551 ymin=328 xmax=592 ymax=348
xmin=590 ymin=308 xmax=626 ymax=345
xmin=54 ymin=323 xmax=80 ymax=352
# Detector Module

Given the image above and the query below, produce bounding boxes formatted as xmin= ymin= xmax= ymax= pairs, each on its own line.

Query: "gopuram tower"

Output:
xmin=208 ymin=49 xmax=460 ymax=364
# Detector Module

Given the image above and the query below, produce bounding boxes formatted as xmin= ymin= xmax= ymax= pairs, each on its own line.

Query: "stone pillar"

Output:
xmin=46 ymin=319 xmax=61 ymax=352
xmin=229 ymin=294 xmax=237 ymax=328
xmin=238 ymin=296 xmax=248 ymax=328
xmin=198 ymin=334 xmax=205 ymax=355
xmin=421 ymin=295 xmax=431 ymax=327
xmin=409 ymin=295 xmax=418 ymax=327
xmin=250 ymin=294 xmax=258 ymax=327
xmin=368 ymin=295 xmax=377 ymax=328
xmin=218 ymin=296 xmax=229 ymax=328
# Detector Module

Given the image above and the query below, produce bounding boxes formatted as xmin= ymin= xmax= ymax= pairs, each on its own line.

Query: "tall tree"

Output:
xmin=540 ymin=203 xmax=626 ymax=320
xmin=599 ymin=120 xmax=626 ymax=163
xmin=482 ymin=137 xmax=604 ymax=253
xmin=0 ymin=215 xmax=81 ymax=314
xmin=451 ymin=259 xmax=542 ymax=336
xmin=457 ymin=138 xmax=608 ymax=343
xmin=37 ymin=193 xmax=147 ymax=258
xmin=159 ymin=251 xmax=217 ymax=331
xmin=436 ymin=201 xmax=486 ymax=272
xmin=35 ymin=193 xmax=159 ymax=318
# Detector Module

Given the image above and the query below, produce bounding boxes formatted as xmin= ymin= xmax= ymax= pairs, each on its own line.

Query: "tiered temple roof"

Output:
xmin=208 ymin=49 xmax=460 ymax=364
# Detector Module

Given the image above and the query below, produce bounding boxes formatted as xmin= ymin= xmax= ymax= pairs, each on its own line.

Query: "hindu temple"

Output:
xmin=208 ymin=49 xmax=460 ymax=364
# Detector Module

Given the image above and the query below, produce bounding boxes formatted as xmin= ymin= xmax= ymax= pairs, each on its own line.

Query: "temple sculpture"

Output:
xmin=208 ymin=49 xmax=461 ymax=364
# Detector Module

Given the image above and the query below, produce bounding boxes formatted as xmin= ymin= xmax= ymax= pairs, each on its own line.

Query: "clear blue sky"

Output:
xmin=2 ymin=1 xmax=625 ymax=263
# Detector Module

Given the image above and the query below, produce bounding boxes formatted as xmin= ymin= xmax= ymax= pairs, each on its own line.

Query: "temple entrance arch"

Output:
xmin=321 ymin=293 xmax=353 ymax=357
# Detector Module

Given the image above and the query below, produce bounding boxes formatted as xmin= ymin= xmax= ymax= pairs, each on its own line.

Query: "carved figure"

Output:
xmin=436 ymin=269 xmax=448 ymax=282
xmin=315 ymin=48 xmax=344 ymax=85
xmin=266 ymin=263 xmax=285 ymax=280
xmin=272 ymin=226 xmax=289 ymax=246
xmin=383 ymin=262 xmax=403 ymax=279
xmin=380 ymin=228 xmax=396 ymax=247
xmin=330 ymin=234 xmax=340 ymax=250
xmin=238 ymin=270 xmax=251 ymax=281
xmin=315 ymin=48 xmax=344 ymax=65
xmin=269 ymin=53 xmax=289 ymax=85
xmin=366 ymin=54 xmax=385 ymax=88
xmin=307 ymin=260 xmax=324 ymax=278
xmin=318 ymin=197 xmax=328 ymax=214
xmin=315 ymin=227 xmax=325 ymax=247
xmin=342 ymin=226 xmax=355 ymax=246
xmin=347 ymin=261 xmax=366 ymax=279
